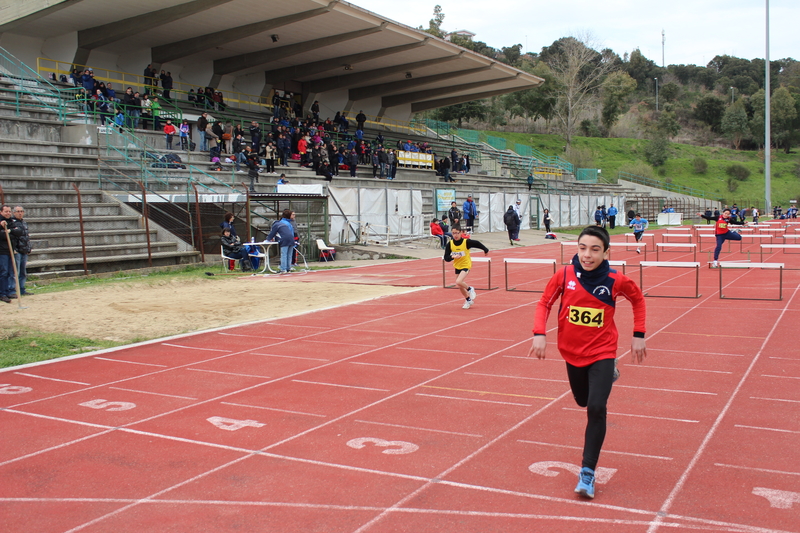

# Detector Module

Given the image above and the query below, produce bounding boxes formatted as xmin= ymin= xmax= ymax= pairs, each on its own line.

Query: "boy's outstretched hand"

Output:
xmin=527 ymin=336 xmax=547 ymax=359
xmin=631 ymin=337 xmax=647 ymax=363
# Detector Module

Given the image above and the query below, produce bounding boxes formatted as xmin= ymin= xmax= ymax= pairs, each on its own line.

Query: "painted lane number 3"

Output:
xmin=568 ymin=306 xmax=604 ymax=327
xmin=347 ymin=437 xmax=419 ymax=455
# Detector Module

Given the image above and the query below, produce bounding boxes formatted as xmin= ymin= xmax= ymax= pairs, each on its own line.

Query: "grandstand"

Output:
xmin=0 ymin=1 xmax=712 ymax=276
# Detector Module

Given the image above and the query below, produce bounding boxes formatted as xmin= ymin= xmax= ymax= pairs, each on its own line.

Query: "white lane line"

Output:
xmin=94 ymin=357 xmax=168 ymax=368
xmin=517 ymin=440 xmax=673 ymax=461
xmin=0 ymin=424 xmax=114 ymax=468
xmin=436 ymin=335 xmax=516 ymax=342
xmin=768 ymin=356 xmax=797 ymax=361
xmin=186 ymin=368 xmax=271 ymax=380
xmin=161 ymin=343 xmax=231 ymax=353
xmin=217 ymin=332 xmax=285 ymax=340
xmin=220 ymin=402 xmax=326 ymax=418
xmin=354 ymin=419 xmax=483 ymax=438
xmin=302 ymin=339 xmax=377 ymax=347
xmin=626 ymin=365 xmax=732 ymax=375
xmin=562 ymin=407 xmax=699 ymax=424
xmin=750 ymin=396 xmax=800 ymax=404
xmin=395 ymin=347 xmax=481 ymax=355
xmin=108 ymin=387 xmax=197 ymax=400
xmin=13 ymin=372 xmax=90 ymax=386
xmin=465 ymin=372 xmax=566 ymax=383
xmin=715 ymin=463 xmax=800 ymax=477
xmin=761 ymin=374 xmax=800 ymax=380
xmin=291 ymin=380 xmax=389 ymax=392
xmin=251 ymin=353 xmax=329 ymax=362
xmin=347 ymin=329 xmax=415 ymax=336
xmin=502 ymin=355 xmax=562 ymax=361
xmin=416 ymin=393 xmax=531 ymax=407
xmin=349 ymin=361 xmax=441 ymax=372
xmin=645 ymin=348 xmax=744 ymax=357
xmin=613 ymin=385 xmax=717 ymax=396
xmin=735 ymin=424 xmax=800 ymax=435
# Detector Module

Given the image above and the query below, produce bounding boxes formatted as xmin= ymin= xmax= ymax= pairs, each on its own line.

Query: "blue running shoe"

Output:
xmin=613 ymin=358 xmax=620 ymax=383
xmin=575 ymin=467 xmax=595 ymax=499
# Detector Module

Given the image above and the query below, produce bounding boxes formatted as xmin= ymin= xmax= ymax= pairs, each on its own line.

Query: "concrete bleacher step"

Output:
xmin=0 ymin=138 xmax=99 ymax=155
xmin=33 ymin=228 xmax=159 ymax=248
xmin=0 ymin=188 xmax=104 ymax=203
xmin=25 ymin=215 xmax=145 ymax=233
xmin=27 ymin=250 xmax=200 ymax=273
xmin=30 ymin=241 xmax=181 ymax=262
xmin=0 ymin=150 xmax=99 ymax=165
xmin=0 ymin=160 xmax=98 ymax=177
xmin=16 ymin=202 xmax=122 ymax=217
xmin=0 ymin=175 xmax=98 ymax=190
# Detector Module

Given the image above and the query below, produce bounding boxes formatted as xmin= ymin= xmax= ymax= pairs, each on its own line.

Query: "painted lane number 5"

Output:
xmin=347 ymin=437 xmax=419 ymax=455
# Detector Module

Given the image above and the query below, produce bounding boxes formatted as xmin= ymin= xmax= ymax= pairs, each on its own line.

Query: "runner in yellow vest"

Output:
xmin=443 ymin=225 xmax=489 ymax=309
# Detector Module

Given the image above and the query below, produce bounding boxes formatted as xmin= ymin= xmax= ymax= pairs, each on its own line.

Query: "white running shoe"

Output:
xmin=636 ymin=247 xmax=641 ymax=254
xmin=462 ymin=299 xmax=473 ymax=309
xmin=468 ymin=287 xmax=477 ymax=301
xmin=711 ymin=260 xmax=719 ymax=268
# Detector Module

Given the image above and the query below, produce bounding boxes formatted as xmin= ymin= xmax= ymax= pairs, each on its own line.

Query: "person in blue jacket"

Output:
xmin=267 ymin=209 xmax=296 ymax=274
xmin=462 ymin=196 xmax=477 ymax=233
xmin=606 ymin=203 xmax=618 ymax=229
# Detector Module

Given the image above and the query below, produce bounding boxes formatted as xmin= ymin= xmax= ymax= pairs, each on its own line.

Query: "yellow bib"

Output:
xmin=450 ymin=239 xmax=471 ymax=270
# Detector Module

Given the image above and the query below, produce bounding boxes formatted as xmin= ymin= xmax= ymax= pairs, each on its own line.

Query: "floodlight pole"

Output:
xmin=730 ymin=86 xmax=735 ymax=104
xmin=764 ymin=0 xmax=771 ymax=213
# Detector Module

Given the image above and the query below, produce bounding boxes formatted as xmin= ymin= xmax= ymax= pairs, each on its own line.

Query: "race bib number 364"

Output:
xmin=568 ymin=306 xmax=604 ymax=327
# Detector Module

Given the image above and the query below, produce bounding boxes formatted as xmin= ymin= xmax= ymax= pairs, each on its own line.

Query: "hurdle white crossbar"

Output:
xmin=759 ymin=243 xmax=800 ymax=263
xmin=655 ymin=243 xmax=697 ymax=262
xmin=718 ymin=262 xmax=784 ymax=301
xmin=639 ymin=261 xmax=701 ymax=298
xmin=442 ymin=256 xmax=498 ymax=290
xmin=609 ymin=260 xmax=627 ymax=274
xmin=662 ymin=233 xmax=693 ymax=244
xmin=504 ymin=258 xmax=557 ymax=292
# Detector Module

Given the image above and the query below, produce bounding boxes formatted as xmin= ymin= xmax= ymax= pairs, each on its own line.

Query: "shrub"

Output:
xmin=726 ymin=164 xmax=751 ymax=181
xmin=726 ymin=176 xmax=739 ymax=192
xmin=645 ymin=136 xmax=669 ymax=167
xmin=693 ymin=157 xmax=708 ymax=174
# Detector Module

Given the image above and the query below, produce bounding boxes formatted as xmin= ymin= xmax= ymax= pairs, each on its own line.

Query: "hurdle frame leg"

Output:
xmin=719 ymin=266 xmax=783 ymax=301
xmin=505 ymin=261 xmax=557 ymax=292
xmin=639 ymin=264 xmax=702 ymax=298
xmin=442 ymin=259 xmax=498 ymax=291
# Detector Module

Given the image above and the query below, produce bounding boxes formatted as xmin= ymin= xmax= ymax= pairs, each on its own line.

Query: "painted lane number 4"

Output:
xmin=347 ymin=437 xmax=419 ymax=455
xmin=207 ymin=416 xmax=265 ymax=431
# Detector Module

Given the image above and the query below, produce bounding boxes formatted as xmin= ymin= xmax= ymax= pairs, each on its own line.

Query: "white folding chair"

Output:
xmin=316 ymin=239 xmax=336 ymax=262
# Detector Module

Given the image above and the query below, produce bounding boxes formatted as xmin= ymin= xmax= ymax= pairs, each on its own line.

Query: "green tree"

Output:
xmin=660 ymin=82 xmax=680 ymax=102
xmin=644 ymin=134 xmax=669 ymax=167
xmin=750 ymin=89 xmax=766 ymax=147
xmin=656 ymin=110 xmax=681 ymax=139
xmin=772 ymin=87 xmax=799 ymax=153
xmin=544 ymin=33 xmax=617 ymax=146
xmin=502 ymin=62 xmax=557 ymax=125
xmin=721 ymin=100 xmax=750 ymax=149
xmin=420 ymin=5 xmax=445 ymax=38
xmin=431 ymin=100 xmax=487 ymax=128
xmin=694 ymin=95 xmax=726 ymax=132
xmin=600 ymin=71 xmax=636 ymax=131
xmin=625 ymin=48 xmax=659 ymax=89
xmin=500 ymin=44 xmax=523 ymax=67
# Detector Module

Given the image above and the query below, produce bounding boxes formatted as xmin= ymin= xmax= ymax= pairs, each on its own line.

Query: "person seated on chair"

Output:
xmin=439 ymin=217 xmax=453 ymax=240
xmin=430 ymin=217 xmax=447 ymax=248
xmin=221 ymin=227 xmax=253 ymax=272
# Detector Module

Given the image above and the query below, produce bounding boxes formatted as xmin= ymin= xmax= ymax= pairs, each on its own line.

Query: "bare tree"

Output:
xmin=545 ymin=33 xmax=617 ymax=146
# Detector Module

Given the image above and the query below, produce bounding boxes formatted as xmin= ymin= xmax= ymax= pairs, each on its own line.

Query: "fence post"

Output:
xmin=71 ymin=183 xmax=89 ymax=276
xmin=192 ymin=182 xmax=205 ymax=262
xmin=137 ymin=180 xmax=153 ymax=268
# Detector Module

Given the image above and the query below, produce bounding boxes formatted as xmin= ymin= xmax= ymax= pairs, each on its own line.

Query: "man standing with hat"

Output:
xmin=511 ymin=199 xmax=522 ymax=241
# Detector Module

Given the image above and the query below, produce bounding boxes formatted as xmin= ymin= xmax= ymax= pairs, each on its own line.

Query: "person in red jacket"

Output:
xmin=528 ymin=225 xmax=647 ymax=499
xmin=430 ymin=217 xmax=446 ymax=248
xmin=163 ymin=119 xmax=177 ymax=150
xmin=711 ymin=208 xmax=745 ymax=267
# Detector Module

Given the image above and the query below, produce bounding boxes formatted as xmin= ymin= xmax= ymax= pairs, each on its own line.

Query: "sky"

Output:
xmin=350 ymin=0 xmax=797 ymax=67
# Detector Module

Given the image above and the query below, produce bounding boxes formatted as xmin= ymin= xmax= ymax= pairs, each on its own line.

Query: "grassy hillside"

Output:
xmin=481 ymin=130 xmax=800 ymax=206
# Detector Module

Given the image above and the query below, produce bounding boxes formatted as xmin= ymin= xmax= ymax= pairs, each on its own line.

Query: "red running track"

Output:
xmin=1 ymin=229 xmax=799 ymax=532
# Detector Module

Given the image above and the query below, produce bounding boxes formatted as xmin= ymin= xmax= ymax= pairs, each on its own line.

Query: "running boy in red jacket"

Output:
xmin=528 ymin=226 xmax=647 ymax=499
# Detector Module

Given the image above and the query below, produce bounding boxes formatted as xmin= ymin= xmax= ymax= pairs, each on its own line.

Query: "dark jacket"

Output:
xmin=12 ymin=217 xmax=31 ymax=254
xmin=220 ymin=234 xmax=244 ymax=256
xmin=266 ymin=218 xmax=295 ymax=247
xmin=504 ymin=207 xmax=520 ymax=229
xmin=1 ymin=216 xmax=24 ymax=254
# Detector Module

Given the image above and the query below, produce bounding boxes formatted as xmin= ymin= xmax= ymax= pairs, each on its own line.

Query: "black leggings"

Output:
xmin=566 ymin=358 xmax=615 ymax=470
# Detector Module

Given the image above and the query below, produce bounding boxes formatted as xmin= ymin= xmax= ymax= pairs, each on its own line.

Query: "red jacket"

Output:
xmin=430 ymin=222 xmax=443 ymax=236
xmin=714 ymin=215 xmax=731 ymax=235
xmin=533 ymin=259 xmax=646 ymax=367
xmin=163 ymin=124 xmax=177 ymax=135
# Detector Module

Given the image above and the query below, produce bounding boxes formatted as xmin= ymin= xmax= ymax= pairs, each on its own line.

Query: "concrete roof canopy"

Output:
xmin=0 ymin=0 xmax=543 ymax=121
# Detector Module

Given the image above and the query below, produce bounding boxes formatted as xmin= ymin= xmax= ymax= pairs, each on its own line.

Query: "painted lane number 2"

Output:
xmin=347 ymin=437 xmax=419 ymax=455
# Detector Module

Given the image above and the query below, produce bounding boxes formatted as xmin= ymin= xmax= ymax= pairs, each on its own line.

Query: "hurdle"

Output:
xmin=656 ymin=243 xmax=697 ymax=262
xmin=504 ymin=258 xmax=557 ymax=292
xmin=698 ymin=233 xmax=731 ymax=253
xmin=609 ymin=242 xmax=647 ymax=260
xmin=737 ymin=233 xmax=773 ymax=252
xmin=639 ymin=261 xmax=702 ymax=298
xmin=662 ymin=232 xmax=693 ymax=244
xmin=759 ymin=244 xmax=800 ymax=263
xmin=442 ymin=256 xmax=498 ymax=290
xmin=718 ymin=262 xmax=784 ymax=301
xmin=609 ymin=260 xmax=627 ymax=274
xmin=625 ymin=233 xmax=655 ymax=248
xmin=560 ymin=241 xmax=578 ymax=264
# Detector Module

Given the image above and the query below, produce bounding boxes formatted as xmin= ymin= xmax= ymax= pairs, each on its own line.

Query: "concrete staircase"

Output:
xmin=0 ymin=82 xmax=199 ymax=275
